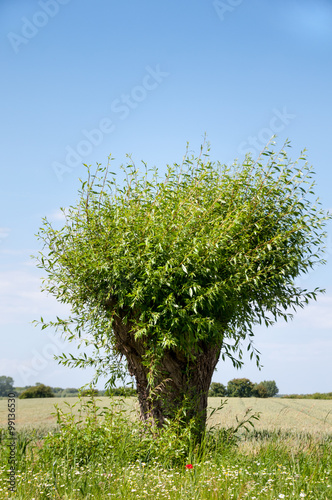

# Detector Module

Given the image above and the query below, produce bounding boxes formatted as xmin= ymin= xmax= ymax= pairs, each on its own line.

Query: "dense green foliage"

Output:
xmin=227 ymin=378 xmax=255 ymax=397
xmin=259 ymin=380 xmax=279 ymax=397
xmin=208 ymin=380 xmax=279 ymax=398
xmin=107 ymin=386 xmax=137 ymax=396
xmin=8 ymin=385 xmax=79 ymax=398
xmin=19 ymin=384 xmax=54 ymax=399
xmin=209 ymin=379 xmax=280 ymax=398
xmin=208 ymin=382 xmax=227 ymax=397
xmin=34 ymin=140 xmax=331 ymax=432
xmin=0 ymin=376 xmax=14 ymax=397
xmin=31 ymin=396 xmax=260 ymax=469
xmin=252 ymin=382 xmax=269 ymax=398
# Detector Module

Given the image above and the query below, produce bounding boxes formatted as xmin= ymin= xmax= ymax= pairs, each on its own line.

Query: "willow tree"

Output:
xmin=35 ymin=140 xmax=330 ymax=441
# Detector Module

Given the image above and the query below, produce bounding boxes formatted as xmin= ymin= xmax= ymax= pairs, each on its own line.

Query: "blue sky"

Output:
xmin=1 ymin=0 xmax=331 ymax=394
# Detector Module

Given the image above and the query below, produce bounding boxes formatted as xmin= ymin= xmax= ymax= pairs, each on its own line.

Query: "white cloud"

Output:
xmin=0 ymin=227 xmax=10 ymax=240
xmin=258 ymin=294 xmax=332 ymax=332
xmin=0 ymin=269 xmax=70 ymax=325
xmin=292 ymin=295 xmax=332 ymax=329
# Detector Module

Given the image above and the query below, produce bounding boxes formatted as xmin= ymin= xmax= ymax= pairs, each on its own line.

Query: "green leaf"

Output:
xmin=33 ymin=139 xmax=331 ymax=412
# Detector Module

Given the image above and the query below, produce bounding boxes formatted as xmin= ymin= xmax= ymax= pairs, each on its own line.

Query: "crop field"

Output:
xmin=1 ymin=396 xmax=331 ymax=434
xmin=207 ymin=397 xmax=332 ymax=435
xmin=0 ymin=396 xmax=331 ymax=499
xmin=0 ymin=396 xmax=133 ymax=430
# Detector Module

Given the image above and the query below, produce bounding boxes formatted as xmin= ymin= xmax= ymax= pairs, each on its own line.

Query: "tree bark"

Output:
xmin=111 ymin=309 xmax=221 ymax=442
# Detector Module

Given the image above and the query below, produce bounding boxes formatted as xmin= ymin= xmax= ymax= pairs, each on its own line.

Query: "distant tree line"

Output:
xmin=281 ymin=392 xmax=332 ymax=400
xmin=15 ymin=384 xmax=80 ymax=398
xmin=1 ymin=375 xmax=330 ymax=400
xmin=0 ymin=377 xmax=136 ymax=399
xmin=208 ymin=379 xmax=279 ymax=398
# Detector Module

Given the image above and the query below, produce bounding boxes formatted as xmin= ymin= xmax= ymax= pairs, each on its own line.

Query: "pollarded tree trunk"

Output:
xmin=111 ymin=310 xmax=221 ymax=442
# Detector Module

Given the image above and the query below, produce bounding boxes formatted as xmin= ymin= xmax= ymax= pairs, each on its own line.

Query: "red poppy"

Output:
xmin=185 ymin=464 xmax=193 ymax=469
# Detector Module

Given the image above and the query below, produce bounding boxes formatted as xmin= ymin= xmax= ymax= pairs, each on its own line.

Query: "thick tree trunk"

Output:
xmin=111 ymin=311 xmax=221 ymax=442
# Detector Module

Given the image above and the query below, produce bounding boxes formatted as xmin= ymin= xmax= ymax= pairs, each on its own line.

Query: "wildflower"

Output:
xmin=278 ymin=495 xmax=285 ymax=499
xmin=185 ymin=464 xmax=193 ymax=469
xmin=300 ymin=494 xmax=306 ymax=498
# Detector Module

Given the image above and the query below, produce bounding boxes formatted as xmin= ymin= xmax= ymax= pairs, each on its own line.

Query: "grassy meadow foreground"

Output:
xmin=0 ymin=396 xmax=331 ymax=499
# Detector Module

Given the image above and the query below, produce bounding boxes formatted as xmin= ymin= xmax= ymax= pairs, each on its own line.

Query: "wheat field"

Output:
xmin=207 ymin=397 xmax=332 ymax=435
xmin=1 ymin=396 xmax=331 ymax=435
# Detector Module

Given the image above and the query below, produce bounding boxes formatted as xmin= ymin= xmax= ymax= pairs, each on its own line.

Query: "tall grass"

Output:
xmin=0 ymin=396 xmax=331 ymax=499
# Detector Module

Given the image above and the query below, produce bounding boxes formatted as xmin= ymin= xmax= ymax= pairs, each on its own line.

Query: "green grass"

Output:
xmin=0 ymin=396 xmax=331 ymax=499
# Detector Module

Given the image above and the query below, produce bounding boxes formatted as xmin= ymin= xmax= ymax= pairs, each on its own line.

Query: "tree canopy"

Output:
xmin=259 ymin=380 xmax=279 ymax=397
xmin=227 ymin=378 xmax=254 ymax=398
xmin=35 ymin=140 xmax=330 ymax=438
xmin=0 ymin=376 xmax=14 ymax=396
xmin=19 ymin=384 xmax=54 ymax=399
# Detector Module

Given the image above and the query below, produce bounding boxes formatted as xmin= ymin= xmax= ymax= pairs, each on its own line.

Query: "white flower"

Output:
xmin=279 ymin=495 xmax=285 ymax=499
xmin=300 ymin=494 xmax=306 ymax=498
